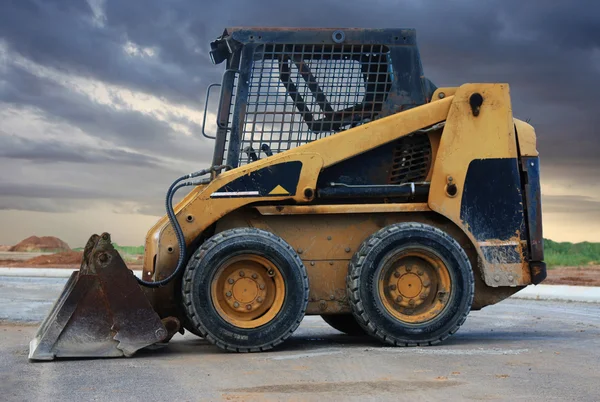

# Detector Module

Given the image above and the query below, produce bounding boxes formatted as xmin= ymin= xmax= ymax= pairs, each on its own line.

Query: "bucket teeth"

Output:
xmin=28 ymin=232 xmax=174 ymax=361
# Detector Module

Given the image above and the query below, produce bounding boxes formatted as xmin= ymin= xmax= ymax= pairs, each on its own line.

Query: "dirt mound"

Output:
xmin=545 ymin=266 xmax=600 ymax=287
xmin=24 ymin=251 xmax=84 ymax=266
xmin=9 ymin=236 xmax=71 ymax=252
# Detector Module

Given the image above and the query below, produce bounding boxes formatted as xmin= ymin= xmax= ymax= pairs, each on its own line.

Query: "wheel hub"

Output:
xmin=224 ymin=269 xmax=268 ymax=313
xmin=211 ymin=254 xmax=285 ymax=328
xmin=378 ymin=252 xmax=451 ymax=324
xmin=387 ymin=265 xmax=432 ymax=309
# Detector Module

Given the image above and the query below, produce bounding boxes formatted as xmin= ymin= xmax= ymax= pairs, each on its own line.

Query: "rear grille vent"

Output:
xmin=388 ymin=134 xmax=431 ymax=184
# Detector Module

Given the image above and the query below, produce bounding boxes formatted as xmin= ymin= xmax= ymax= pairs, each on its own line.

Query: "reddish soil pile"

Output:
xmin=0 ymin=251 xmax=142 ymax=270
xmin=545 ymin=266 xmax=600 ymax=287
xmin=24 ymin=251 xmax=84 ymax=266
xmin=9 ymin=236 xmax=71 ymax=252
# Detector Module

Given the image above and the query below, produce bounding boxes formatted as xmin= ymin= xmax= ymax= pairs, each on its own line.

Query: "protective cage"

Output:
xmin=208 ymin=28 xmax=437 ymax=168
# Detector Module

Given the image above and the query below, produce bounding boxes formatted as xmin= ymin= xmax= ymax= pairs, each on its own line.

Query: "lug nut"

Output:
xmin=233 ymin=302 xmax=240 ymax=308
xmin=417 ymin=269 xmax=424 ymax=276
xmin=239 ymin=271 xmax=245 ymax=277
xmin=257 ymin=297 xmax=263 ymax=303
xmin=394 ymin=271 xmax=400 ymax=278
xmin=406 ymin=265 xmax=412 ymax=272
xmin=423 ymin=280 xmax=430 ymax=287
xmin=389 ymin=284 xmax=397 ymax=291
xmin=409 ymin=299 xmax=415 ymax=307
xmin=252 ymin=273 xmax=258 ymax=279
xmin=420 ymin=294 xmax=427 ymax=300
xmin=228 ymin=278 xmax=234 ymax=284
xmin=396 ymin=296 xmax=403 ymax=303
xmin=246 ymin=304 xmax=252 ymax=310
xmin=226 ymin=291 xmax=232 ymax=297
xmin=259 ymin=284 xmax=265 ymax=290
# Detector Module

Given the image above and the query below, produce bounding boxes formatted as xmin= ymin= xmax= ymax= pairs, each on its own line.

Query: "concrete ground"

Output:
xmin=1 ymin=277 xmax=599 ymax=401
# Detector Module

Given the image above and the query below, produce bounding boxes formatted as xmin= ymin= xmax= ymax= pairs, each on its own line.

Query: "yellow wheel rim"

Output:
xmin=377 ymin=249 xmax=452 ymax=324
xmin=211 ymin=254 xmax=285 ymax=329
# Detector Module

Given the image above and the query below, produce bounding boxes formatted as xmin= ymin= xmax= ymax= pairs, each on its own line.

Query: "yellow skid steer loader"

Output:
xmin=29 ymin=27 xmax=545 ymax=360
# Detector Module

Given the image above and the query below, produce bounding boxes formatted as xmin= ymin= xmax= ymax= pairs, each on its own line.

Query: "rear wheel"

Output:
xmin=182 ymin=228 xmax=309 ymax=352
xmin=321 ymin=314 xmax=366 ymax=336
xmin=348 ymin=222 xmax=474 ymax=346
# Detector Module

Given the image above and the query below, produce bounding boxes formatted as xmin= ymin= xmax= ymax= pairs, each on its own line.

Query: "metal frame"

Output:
xmin=208 ymin=28 xmax=435 ymax=168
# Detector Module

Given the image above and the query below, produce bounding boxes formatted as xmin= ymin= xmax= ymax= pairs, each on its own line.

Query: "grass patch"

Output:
xmin=73 ymin=244 xmax=145 ymax=255
xmin=544 ymin=239 xmax=600 ymax=267
xmin=112 ymin=244 xmax=145 ymax=255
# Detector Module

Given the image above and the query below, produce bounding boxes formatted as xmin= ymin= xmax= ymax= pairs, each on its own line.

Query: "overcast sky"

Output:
xmin=1 ymin=0 xmax=599 ymax=247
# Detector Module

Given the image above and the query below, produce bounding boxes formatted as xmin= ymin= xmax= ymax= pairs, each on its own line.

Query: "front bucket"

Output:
xmin=29 ymin=233 xmax=173 ymax=361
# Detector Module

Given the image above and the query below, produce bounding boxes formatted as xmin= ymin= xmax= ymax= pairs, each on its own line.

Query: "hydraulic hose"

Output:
xmin=135 ymin=165 xmax=230 ymax=288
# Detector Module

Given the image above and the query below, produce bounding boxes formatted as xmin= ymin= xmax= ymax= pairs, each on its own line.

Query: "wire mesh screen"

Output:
xmin=226 ymin=44 xmax=392 ymax=165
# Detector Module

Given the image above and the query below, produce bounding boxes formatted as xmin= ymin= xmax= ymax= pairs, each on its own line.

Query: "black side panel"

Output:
xmin=521 ymin=156 xmax=544 ymax=261
xmin=460 ymin=158 xmax=526 ymax=263
xmin=317 ymin=134 xmax=431 ymax=187
xmin=317 ymin=141 xmax=398 ymax=186
xmin=212 ymin=161 xmax=302 ymax=198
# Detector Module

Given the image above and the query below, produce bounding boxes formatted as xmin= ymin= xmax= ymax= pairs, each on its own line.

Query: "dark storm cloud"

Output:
xmin=0 ymin=182 xmax=117 ymax=200
xmin=0 ymin=131 xmax=163 ymax=167
xmin=1 ymin=0 xmax=599 ymax=216
xmin=4 ymin=0 xmax=599 ymax=127
xmin=0 ymin=62 xmax=211 ymax=162
xmin=0 ymin=0 xmax=215 ymax=105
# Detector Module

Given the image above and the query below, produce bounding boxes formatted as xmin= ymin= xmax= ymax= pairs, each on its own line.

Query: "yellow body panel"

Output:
xmin=427 ymin=84 xmax=530 ymax=286
xmin=142 ymin=83 xmax=537 ymax=316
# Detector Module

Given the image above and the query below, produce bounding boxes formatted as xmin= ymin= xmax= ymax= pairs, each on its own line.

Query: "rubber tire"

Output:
xmin=182 ymin=228 xmax=309 ymax=352
xmin=347 ymin=222 xmax=474 ymax=346
xmin=321 ymin=314 xmax=366 ymax=336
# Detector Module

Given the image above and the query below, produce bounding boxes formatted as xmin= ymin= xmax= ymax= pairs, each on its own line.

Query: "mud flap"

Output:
xmin=29 ymin=233 xmax=177 ymax=361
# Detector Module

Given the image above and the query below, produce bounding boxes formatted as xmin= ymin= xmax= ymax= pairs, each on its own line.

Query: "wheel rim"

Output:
xmin=211 ymin=254 xmax=285 ymax=329
xmin=377 ymin=249 xmax=452 ymax=324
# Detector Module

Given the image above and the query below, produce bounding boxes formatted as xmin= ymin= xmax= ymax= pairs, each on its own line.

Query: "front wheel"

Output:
xmin=347 ymin=222 xmax=474 ymax=346
xmin=182 ymin=228 xmax=309 ymax=352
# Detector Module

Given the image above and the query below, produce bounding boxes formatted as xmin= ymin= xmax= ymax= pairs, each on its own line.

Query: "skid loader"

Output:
xmin=30 ymin=27 xmax=546 ymax=360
